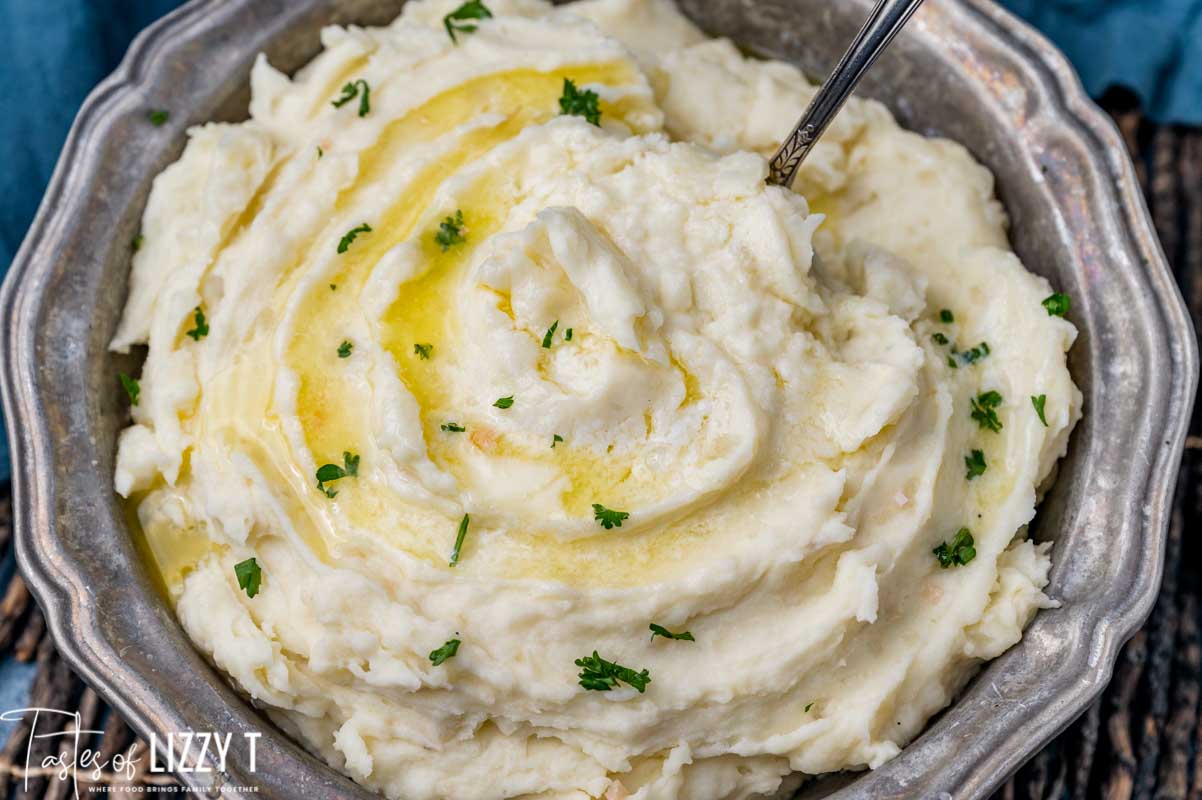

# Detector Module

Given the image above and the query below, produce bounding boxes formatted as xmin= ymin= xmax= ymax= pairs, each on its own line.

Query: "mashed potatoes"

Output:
xmin=112 ymin=1 xmax=1081 ymax=797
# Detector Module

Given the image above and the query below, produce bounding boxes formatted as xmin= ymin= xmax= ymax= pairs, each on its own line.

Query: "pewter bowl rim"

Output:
xmin=0 ymin=0 xmax=1197 ymax=797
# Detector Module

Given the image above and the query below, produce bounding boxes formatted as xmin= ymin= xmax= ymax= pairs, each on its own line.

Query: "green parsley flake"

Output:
xmin=932 ymin=333 xmax=949 ymax=346
xmin=649 ymin=624 xmax=694 ymax=642
xmin=805 ymin=702 xmax=814 ymax=713
xmin=957 ymin=341 xmax=991 ymax=365
xmin=185 ymin=306 xmax=209 ymax=341
xmin=593 ymin=504 xmax=629 ymax=530
xmin=575 ymin=651 xmax=650 ymax=693
xmin=565 ymin=328 xmax=574 ymax=341
xmin=964 ymin=449 xmax=987 ymax=480
xmin=1031 ymin=394 xmax=1049 ymax=427
xmin=234 ymin=557 xmax=261 ymax=598
xmin=330 ymin=284 xmax=337 ymax=291
xmin=317 ymin=146 xmax=323 ymax=158
xmin=148 ymin=109 xmax=169 ymax=126
xmin=494 ymin=395 xmax=514 ymax=409
xmin=933 ymin=528 xmax=977 ymax=568
xmin=449 ymin=514 xmax=470 ymax=566
xmin=132 ymin=234 xmax=144 ymax=252
xmin=414 ymin=343 xmax=434 ymax=360
xmin=337 ymin=340 xmax=353 ymax=359
xmin=443 ymin=0 xmax=493 ymax=43
xmin=429 ymin=638 xmax=461 ymax=665
xmin=119 ymin=373 xmax=140 ymax=406
xmin=970 ymin=390 xmax=1004 ymax=433
xmin=435 ymin=210 xmax=468 ymax=251
xmin=940 ymin=309 xmax=955 ymax=323
xmin=315 ymin=451 xmax=360 ymax=498
xmin=1042 ymin=293 xmax=1071 ymax=317
xmin=442 ymin=422 xmax=466 ymax=433
xmin=337 ymin=222 xmax=372 ymax=254
xmin=331 ymin=79 xmax=371 ymax=117
xmin=552 ymin=434 xmax=564 ymax=448
xmin=542 ymin=320 xmax=559 ymax=349
xmin=559 ymin=79 xmax=602 ymax=126
xmin=947 ymin=356 xmax=958 ymax=369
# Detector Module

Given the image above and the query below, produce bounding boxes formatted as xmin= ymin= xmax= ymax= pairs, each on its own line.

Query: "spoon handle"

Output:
xmin=767 ymin=0 xmax=926 ymax=187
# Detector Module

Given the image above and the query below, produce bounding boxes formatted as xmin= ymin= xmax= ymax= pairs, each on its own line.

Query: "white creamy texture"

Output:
xmin=112 ymin=1 xmax=1082 ymax=798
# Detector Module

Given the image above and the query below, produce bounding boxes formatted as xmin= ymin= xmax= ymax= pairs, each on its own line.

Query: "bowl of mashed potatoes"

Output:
xmin=1 ymin=0 xmax=1195 ymax=799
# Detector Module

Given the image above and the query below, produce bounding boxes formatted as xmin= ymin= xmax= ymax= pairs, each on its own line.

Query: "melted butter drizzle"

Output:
xmin=293 ymin=63 xmax=638 ymax=461
xmin=137 ymin=61 xmax=729 ymax=590
xmin=290 ymin=63 xmax=686 ymax=573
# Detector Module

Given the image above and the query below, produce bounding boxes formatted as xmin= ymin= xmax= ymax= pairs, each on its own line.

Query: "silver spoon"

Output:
xmin=767 ymin=0 xmax=927 ymax=188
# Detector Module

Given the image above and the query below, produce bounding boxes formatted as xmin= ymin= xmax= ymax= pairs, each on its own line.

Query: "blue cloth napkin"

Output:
xmin=1003 ymin=0 xmax=1202 ymax=126
xmin=0 ymin=0 xmax=1200 ymax=482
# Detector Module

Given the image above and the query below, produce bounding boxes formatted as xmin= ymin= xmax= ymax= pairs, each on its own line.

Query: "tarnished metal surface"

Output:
xmin=0 ymin=1 xmax=1195 ymax=798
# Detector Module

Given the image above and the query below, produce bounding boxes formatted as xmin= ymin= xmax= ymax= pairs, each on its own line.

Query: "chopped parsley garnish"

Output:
xmin=932 ymin=333 xmax=949 ymax=346
xmin=442 ymin=422 xmax=466 ymax=433
xmin=429 ymin=638 xmax=461 ymax=665
xmin=185 ymin=306 xmax=209 ymax=341
xmin=316 ymin=145 xmax=323 ymax=158
xmin=970 ymin=391 xmax=1004 ymax=433
xmin=593 ymin=504 xmax=629 ymax=529
xmin=337 ymin=222 xmax=372 ymax=254
xmin=443 ymin=0 xmax=493 ymax=43
xmin=449 ymin=514 xmax=470 ymax=566
xmin=315 ymin=451 xmax=360 ymax=498
xmin=330 ymin=283 xmax=337 ymax=291
xmin=542 ymin=320 xmax=559 ymax=348
xmin=1031 ymin=394 xmax=1049 ymax=427
xmin=119 ymin=373 xmax=140 ymax=406
xmin=933 ymin=528 xmax=976 ymax=568
xmin=559 ymin=79 xmax=601 ymax=126
xmin=331 ymin=79 xmax=371 ymax=117
xmin=148 ymin=109 xmax=169 ymax=126
xmin=132 ymin=234 xmax=144 ymax=252
xmin=649 ymin=624 xmax=694 ymax=642
xmin=414 ymin=343 xmax=433 ymax=360
xmin=805 ymin=702 xmax=814 ymax=713
xmin=337 ymin=340 xmax=353 ymax=358
xmin=947 ymin=356 xmax=958 ymax=369
xmin=552 ymin=434 xmax=564 ymax=448
xmin=957 ymin=342 xmax=991 ymax=365
xmin=1042 ymin=293 xmax=1071 ymax=317
xmin=493 ymin=395 xmax=514 ymax=409
xmin=565 ymin=328 xmax=574 ymax=341
xmin=964 ymin=449 xmax=987 ymax=480
xmin=435 ymin=210 xmax=467 ymax=251
xmin=940 ymin=309 xmax=955 ymax=323
xmin=575 ymin=651 xmax=650 ymax=693
xmin=234 ymin=557 xmax=261 ymax=598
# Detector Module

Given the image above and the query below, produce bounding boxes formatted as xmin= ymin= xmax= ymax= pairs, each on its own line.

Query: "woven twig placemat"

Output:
xmin=0 ymin=101 xmax=1196 ymax=799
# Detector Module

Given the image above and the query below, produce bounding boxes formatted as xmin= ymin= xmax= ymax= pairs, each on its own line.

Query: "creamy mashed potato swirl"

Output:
xmin=112 ymin=1 xmax=1082 ymax=798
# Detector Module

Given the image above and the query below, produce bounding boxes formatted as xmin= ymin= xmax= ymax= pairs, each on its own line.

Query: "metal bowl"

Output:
xmin=1 ymin=0 xmax=1196 ymax=797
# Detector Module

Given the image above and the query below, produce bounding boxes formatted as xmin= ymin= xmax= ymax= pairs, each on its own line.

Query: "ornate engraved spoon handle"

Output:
xmin=767 ymin=0 xmax=926 ymax=188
